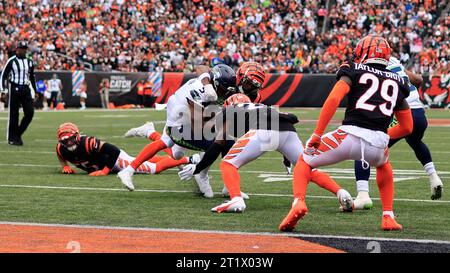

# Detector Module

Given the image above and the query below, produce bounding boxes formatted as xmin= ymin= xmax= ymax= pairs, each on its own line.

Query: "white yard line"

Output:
xmin=0 ymin=220 xmax=448 ymax=245
xmin=0 ymin=183 xmax=449 ymax=204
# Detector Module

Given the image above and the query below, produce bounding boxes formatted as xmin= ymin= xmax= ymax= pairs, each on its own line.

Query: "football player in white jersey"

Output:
xmin=353 ymin=56 xmax=444 ymax=209
xmin=118 ymin=64 xmax=237 ymax=197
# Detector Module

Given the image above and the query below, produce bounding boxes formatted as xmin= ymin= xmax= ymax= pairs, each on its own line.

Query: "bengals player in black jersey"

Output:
xmin=56 ymin=122 xmax=196 ymax=187
xmin=279 ymin=35 xmax=414 ymax=232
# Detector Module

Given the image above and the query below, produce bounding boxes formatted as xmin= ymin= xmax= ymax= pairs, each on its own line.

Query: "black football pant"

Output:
xmin=7 ymin=83 xmax=34 ymax=142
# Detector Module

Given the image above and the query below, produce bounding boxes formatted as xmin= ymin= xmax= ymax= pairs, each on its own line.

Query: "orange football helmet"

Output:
xmin=57 ymin=122 xmax=80 ymax=150
xmin=353 ymin=35 xmax=391 ymax=66
xmin=236 ymin=62 xmax=265 ymax=102
xmin=223 ymin=93 xmax=251 ymax=107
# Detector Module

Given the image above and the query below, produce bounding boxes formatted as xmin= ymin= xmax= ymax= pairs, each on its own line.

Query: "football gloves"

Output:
xmin=178 ymin=164 xmax=196 ymax=180
xmin=305 ymin=133 xmax=322 ymax=155
xmin=62 ymin=166 xmax=76 ymax=174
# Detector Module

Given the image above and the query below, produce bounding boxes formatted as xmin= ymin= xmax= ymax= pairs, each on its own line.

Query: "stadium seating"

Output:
xmin=0 ymin=0 xmax=447 ymax=74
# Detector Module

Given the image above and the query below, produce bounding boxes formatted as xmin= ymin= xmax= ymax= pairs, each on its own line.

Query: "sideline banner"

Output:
xmin=31 ymin=71 xmax=448 ymax=108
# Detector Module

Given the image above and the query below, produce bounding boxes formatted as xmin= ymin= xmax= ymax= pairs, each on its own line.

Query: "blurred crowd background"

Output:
xmin=0 ymin=0 xmax=448 ymax=76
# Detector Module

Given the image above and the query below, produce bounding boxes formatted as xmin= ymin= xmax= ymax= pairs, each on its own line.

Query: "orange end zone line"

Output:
xmin=0 ymin=223 xmax=344 ymax=253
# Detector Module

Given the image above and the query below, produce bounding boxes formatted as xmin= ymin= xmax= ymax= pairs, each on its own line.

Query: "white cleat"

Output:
xmin=221 ymin=187 xmax=249 ymax=200
xmin=353 ymin=191 xmax=373 ymax=210
xmin=429 ymin=173 xmax=443 ymax=200
xmin=117 ymin=167 xmax=135 ymax=191
xmin=211 ymin=197 xmax=246 ymax=213
xmin=194 ymin=168 xmax=214 ymax=198
xmin=124 ymin=122 xmax=155 ymax=138
xmin=337 ymin=189 xmax=354 ymax=212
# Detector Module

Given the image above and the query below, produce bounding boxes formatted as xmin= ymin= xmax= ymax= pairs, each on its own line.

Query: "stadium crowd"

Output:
xmin=0 ymin=0 xmax=448 ymax=74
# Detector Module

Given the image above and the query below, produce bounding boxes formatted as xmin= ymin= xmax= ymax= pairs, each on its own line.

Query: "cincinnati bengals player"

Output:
xmin=178 ymin=93 xmax=355 ymax=213
xmin=56 ymin=122 xmax=197 ymax=183
xmin=236 ymin=62 xmax=265 ymax=103
xmin=279 ymin=35 xmax=413 ymax=232
xmin=352 ymin=56 xmax=443 ymax=208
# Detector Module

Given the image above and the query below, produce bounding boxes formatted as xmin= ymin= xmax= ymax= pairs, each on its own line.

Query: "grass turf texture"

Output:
xmin=0 ymin=108 xmax=449 ymax=241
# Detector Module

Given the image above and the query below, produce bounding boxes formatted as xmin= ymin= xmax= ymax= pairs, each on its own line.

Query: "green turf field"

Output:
xmin=0 ymin=108 xmax=449 ymax=241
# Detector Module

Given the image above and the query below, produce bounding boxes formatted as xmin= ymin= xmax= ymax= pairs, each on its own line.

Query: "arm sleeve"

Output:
xmin=98 ymin=142 xmax=121 ymax=170
xmin=388 ymin=108 xmax=413 ymax=139
xmin=0 ymin=58 xmax=13 ymax=91
xmin=193 ymin=141 xmax=224 ymax=175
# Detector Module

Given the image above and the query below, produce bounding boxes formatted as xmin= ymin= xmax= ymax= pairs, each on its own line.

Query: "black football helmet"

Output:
xmin=209 ymin=64 xmax=237 ymax=101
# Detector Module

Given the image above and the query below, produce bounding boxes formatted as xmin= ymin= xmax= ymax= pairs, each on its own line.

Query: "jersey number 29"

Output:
xmin=356 ymin=73 xmax=399 ymax=116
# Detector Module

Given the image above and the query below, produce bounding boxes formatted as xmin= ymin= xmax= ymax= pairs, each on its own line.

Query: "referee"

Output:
xmin=0 ymin=41 xmax=37 ymax=146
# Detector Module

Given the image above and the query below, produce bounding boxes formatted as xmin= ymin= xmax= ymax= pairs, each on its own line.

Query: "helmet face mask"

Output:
xmin=236 ymin=62 xmax=265 ymax=102
xmin=59 ymin=134 xmax=79 ymax=151
xmin=57 ymin=122 xmax=80 ymax=151
xmin=239 ymin=76 xmax=262 ymax=95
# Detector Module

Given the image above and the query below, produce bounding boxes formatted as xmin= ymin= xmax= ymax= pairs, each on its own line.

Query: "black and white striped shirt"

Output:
xmin=0 ymin=55 xmax=37 ymax=91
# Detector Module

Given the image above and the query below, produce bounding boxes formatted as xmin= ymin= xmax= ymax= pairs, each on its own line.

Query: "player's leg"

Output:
xmin=277 ymin=131 xmax=349 ymax=207
xmin=153 ymin=155 xmax=192 ymax=174
xmin=113 ymin=150 xmax=156 ymax=190
xmin=376 ymin=160 xmax=403 ymax=231
xmin=117 ymin=126 xmax=174 ymax=188
xmin=279 ymin=129 xmax=356 ymax=231
xmin=133 ymin=127 xmax=173 ymax=170
xmin=405 ymin=108 xmax=443 ymax=199
xmin=212 ymin=130 xmax=269 ymax=213
xmin=353 ymin=160 xmax=373 ymax=209
xmin=124 ymin=122 xmax=174 ymax=157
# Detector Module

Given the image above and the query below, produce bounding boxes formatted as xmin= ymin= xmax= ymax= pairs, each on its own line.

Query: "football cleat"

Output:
xmin=117 ymin=167 xmax=135 ymax=191
xmin=353 ymin=191 xmax=373 ymax=210
xmin=429 ymin=173 xmax=443 ymax=200
xmin=124 ymin=122 xmax=155 ymax=138
xmin=337 ymin=189 xmax=354 ymax=212
xmin=282 ymin=157 xmax=292 ymax=175
xmin=221 ymin=186 xmax=250 ymax=200
xmin=279 ymin=198 xmax=308 ymax=232
xmin=381 ymin=215 xmax=403 ymax=231
xmin=211 ymin=197 xmax=246 ymax=213
xmin=194 ymin=168 xmax=214 ymax=198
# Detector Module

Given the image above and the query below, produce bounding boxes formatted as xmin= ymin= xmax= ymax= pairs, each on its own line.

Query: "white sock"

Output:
xmin=125 ymin=165 xmax=135 ymax=173
xmin=383 ymin=211 xmax=395 ymax=218
xmin=424 ymin=162 xmax=436 ymax=176
xmin=81 ymin=102 xmax=86 ymax=107
xmin=356 ymin=180 xmax=369 ymax=192
xmin=0 ymin=101 xmax=4 ymax=111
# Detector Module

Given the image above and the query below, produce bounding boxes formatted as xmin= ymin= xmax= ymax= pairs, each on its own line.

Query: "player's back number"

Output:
xmin=356 ymin=73 xmax=399 ymax=116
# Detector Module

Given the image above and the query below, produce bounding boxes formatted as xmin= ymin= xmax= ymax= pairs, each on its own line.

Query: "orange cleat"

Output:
xmin=279 ymin=198 xmax=308 ymax=232
xmin=381 ymin=215 xmax=403 ymax=231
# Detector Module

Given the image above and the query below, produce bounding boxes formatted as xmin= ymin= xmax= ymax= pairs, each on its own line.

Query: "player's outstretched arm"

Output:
xmin=315 ymin=76 xmax=351 ymax=135
xmin=89 ymin=142 xmax=120 ymax=176
xmin=56 ymin=148 xmax=76 ymax=174
xmin=405 ymin=69 xmax=423 ymax=89
xmin=388 ymin=99 xmax=413 ymax=140
xmin=306 ymin=77 xmax=351 ymax=152
xmin=178 ymin=119 xmax=228 ymax=180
